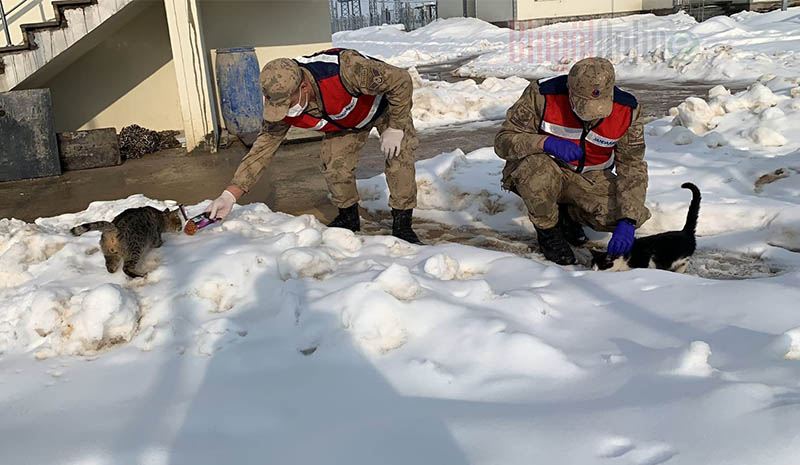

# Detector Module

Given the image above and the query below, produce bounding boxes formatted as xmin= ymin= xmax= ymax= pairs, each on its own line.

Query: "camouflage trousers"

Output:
xmin=509 ymin=154 xmax=651 ymax=232
xmin=320 ymin=112 xmax=418 ymax=210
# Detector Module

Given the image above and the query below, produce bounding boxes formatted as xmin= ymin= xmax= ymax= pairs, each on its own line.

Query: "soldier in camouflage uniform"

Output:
xmin=206 ymin=48 xmax=421 ymax=243
xmin=495 ymin=57 xmax=650 ymax=265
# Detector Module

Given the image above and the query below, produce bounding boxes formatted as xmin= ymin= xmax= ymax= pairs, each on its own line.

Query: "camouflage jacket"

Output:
xmin=494 ymin=81 xmax=649 ymax=224
xmin=231 ymin=49 xmax=414 ymax=193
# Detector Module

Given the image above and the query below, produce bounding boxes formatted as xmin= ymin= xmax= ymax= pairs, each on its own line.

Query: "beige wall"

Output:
xmin=10 ymin=0 xmax=333 ymax=133
xmin=33 ymin=1 xmax=183 ymax=132
xmin=199 ymin=1 xmax=331 ymax=50
xmin=516 ymin=0 xmax=673 ymax=21
xmin=0 ymin=0 xmax=54 ymax=46
xmin=200 ymin=0 xmax=332 ymax=131
xmin=438 ymin=0 xmax=676 ymax=21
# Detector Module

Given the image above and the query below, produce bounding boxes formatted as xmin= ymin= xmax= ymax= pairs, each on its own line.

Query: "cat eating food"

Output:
xmin=71 ymin=206 xmax=183 ymax=278
xmin=591 ymin=183 xmax=701 ymax=273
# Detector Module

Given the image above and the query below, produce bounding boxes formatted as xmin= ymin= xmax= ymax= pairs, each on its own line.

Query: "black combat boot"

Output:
xmin=558 ymin=204 xmax=588 ymax=246
xmin=534 ymin=225 xmax=576 ymax=265
xmin=391 ymin=208 xmax=421 ymax=244
xmin=328 ymin=204 xmax=360 ymax=232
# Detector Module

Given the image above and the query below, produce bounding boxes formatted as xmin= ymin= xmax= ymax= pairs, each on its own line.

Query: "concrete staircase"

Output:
xmin=0 ymin=0 xmax=134 ymax=92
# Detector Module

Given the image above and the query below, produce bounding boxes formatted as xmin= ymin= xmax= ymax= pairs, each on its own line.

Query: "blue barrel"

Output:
xmin=215 ymin=47 xmax=263 ymax=146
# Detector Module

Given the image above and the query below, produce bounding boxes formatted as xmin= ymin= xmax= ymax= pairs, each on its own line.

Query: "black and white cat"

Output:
xmin=591 ymin=183 xmax=700 ymax=273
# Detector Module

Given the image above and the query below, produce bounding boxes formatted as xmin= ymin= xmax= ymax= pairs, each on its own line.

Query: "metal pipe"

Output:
xmin=7 ymin=0 xmax=28 ymax=16
xmin=783 ymin=0 xmax=788 ymax=11
xmin=0 ymin=0 xmax=12 ymax=46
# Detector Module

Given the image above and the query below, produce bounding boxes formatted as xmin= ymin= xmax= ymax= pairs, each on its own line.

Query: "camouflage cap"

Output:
xmin=567 ymin=57 xmax=615 ymax=121
xmin=260 ymin=58 xmax=303 ymax=122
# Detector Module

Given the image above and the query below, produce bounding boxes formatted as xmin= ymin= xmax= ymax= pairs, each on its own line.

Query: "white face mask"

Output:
xmin=286 ymin=89 xmax=307 ymax=117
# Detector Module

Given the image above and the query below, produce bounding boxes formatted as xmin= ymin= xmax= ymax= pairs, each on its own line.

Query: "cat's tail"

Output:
xmin=681 ymin=182 xmax=701 ymax=235
xmin=70 ymin=221 xmax=117 ymax=236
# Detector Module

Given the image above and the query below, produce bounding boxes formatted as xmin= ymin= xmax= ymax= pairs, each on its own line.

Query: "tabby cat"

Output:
xmin=591 ymin=183 xmax=701 ymax=273
xmin=71 ymin=206 xmax=183 ymax=278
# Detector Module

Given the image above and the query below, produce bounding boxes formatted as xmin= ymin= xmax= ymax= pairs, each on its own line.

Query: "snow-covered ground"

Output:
xmin=3 ymin=9 xmax=800 ymax=465
xmin=2 ymin=79 xmax=800 ymax=464
xmin=363 ymin=77 xmax=800 ymax=245
xmin=336 ymin=8 xmax=800 ymax=83
xmin=409 ymin=68 xmax=529 ymax=129
xmin=334 ymin=18 xmax=508 ymax=68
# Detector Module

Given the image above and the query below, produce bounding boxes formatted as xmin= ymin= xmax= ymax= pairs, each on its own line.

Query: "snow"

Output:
xmin=409 ymin=67 xmax=529 ymax=128
xmin=333 ymin=18 xmax=508 ymax=68
xmin=3 ymin=10 xmax=800 ymax=465
xmin=335 ymin=8 xmax=800 ymax=83
xmin=4 ymin=104 xmax=800 ymax=460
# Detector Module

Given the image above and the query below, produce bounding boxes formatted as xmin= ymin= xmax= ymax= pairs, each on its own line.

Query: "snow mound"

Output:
xmin=674 ymin=97 xmax=720 ymax=133
xmin=668 ymin=341 xmax=714 ymax=377
xmin=322 ymin=227 xmax=361 ymax=253
xmin=450 ymin=9 xmax=800 ymax=83
xmin=672 ymin=83 xmax=786 ymax=136
xmin=409 ymin=68 xmax=528 ymax=128
xmin=423 ymin=253 xmax=460 ymax=281
xmin=333 ymin=17 xmax=507 ymax=68
xmin=343 ymin=307 xmax=408 ymax=355
xmin=746 ymin=126 xmax=787 ymax=147
xmin=71 ymin=284 xmax=139 ymax=348
xmin=783 ymin=327 xmax=800 ymax=360
xmin=375 ymin=263 xmax=422 ymax=301
xmin=28 ymin=284 xmax=141 ymax=359
xmin=195 ymin=278 xmax=238 ymax=313
xmin=340 ymin=287 xmax=409 ymax=354
xmin=596 ymin=436 xmax=635 ymax=458
xmin=703 ymin=131 xmax=727 ymax=148
xmin=278 ymin=248 xmax=335 ymax=280
xmin=663 ymin=126 xmax=696 ymax=145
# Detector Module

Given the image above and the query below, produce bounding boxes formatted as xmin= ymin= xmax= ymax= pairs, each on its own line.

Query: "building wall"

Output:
xmin=33 ymin=1 xmax=183 ymax=133
xmin=199 ymin=1 xmax=331 ymax=50
xmin=15 ymin=0 xmax=332 ymax=133
xmin=200 ymin=0 xmax=332 ymax=131
xmin=437 ymin=0 xmax=467 ymax=18
xmin=476 ymin=0 xmax=514 ymax=23
xmin=516 ymin=0 xmax=673 ymax=22
xmin=437 ymin=0 xmax=677 ymax=21
xmin=0 ymin=0 xmax=54 ymax=47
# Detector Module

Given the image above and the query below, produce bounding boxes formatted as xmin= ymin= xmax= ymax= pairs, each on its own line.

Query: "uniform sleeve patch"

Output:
xmin=368 ymin=68 xmax=384 ymax=91
xmin=509 ymin=104 xmax=535 ymax=129
xmin=626 ymin=123 xmax=645 ymax=145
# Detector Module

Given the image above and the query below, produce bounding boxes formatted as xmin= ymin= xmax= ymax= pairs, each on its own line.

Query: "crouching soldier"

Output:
xmin=494 ymin=57 xmax=651 ymax=265
xmin=206 ymin=48 xmax=421 ymax=243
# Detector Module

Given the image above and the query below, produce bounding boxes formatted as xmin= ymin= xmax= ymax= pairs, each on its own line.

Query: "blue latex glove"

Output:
xmin=543 ymin=137 xmax=583 ymax=163
xmin=608 ymin=219 xmax=636 ymax=256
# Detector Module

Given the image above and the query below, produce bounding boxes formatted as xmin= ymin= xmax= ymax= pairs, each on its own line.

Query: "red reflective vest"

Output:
xmin=537 ymin=75 xmax=638 ymax=173
xmin=283 ymin=49 xmax=387 ymax=132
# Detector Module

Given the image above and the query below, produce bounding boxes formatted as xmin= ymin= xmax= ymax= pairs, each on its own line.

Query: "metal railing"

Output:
xmin=1 ymin=0 xmax=35 ymax=47
xmin=330 ymin=0 xmax=438 ymax=34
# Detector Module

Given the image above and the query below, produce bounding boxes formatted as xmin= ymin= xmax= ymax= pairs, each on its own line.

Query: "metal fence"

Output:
xmin=330 ymin=0 xmax=437 ymax=34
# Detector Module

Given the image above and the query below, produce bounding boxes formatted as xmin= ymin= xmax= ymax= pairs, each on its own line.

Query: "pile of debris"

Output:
xmin=118 ymin=124 xmax=182 ymax=160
